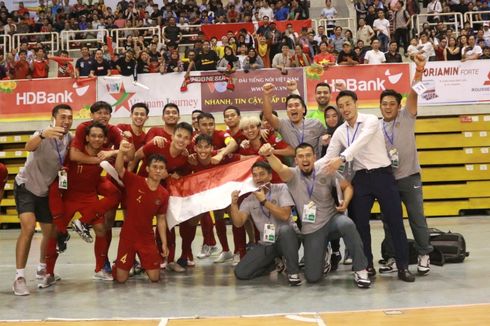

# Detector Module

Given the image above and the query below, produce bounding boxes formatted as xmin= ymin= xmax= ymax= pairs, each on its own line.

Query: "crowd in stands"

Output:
xmin=0 ymin=0 xmax=489 ymax=80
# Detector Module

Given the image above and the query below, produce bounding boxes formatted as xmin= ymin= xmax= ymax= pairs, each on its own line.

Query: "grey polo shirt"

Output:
xmin=278 ymin=118 xmax=327 ymax=158
xmin=239 ymin=183 xmax=296 ymax=244
xmin=15 ymin=131 xmax=72 ymax=197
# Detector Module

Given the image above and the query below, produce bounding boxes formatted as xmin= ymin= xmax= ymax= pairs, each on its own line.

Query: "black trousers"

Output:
xmin=348 ymin=166 xmax=409 ymax=270
xmin=394 ymin=28 xmax=409 ymax=53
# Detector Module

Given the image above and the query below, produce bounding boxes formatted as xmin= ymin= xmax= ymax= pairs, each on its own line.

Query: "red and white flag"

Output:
xmin=166 ymin=157 xmax=260 ymax=229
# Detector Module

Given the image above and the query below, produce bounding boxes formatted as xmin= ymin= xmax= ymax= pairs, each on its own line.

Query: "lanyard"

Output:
xmin=301 ymin=169 xmax=316 ymax=199
xmin=259 ymin=190 xmax=272 ymax=219
xmin=53 ymin=138 xmax=65 ymax=166
xmin=382 ymin=118 xmax=396 ymax=146
xmin=346 ymin=122 xmax=361 ymax=146
xmin=291 ymin=120 xmax=305 ymax=145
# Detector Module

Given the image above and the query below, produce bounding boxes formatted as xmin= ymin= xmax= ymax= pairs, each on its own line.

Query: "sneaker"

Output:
xmin=160 ymin=261 xmax=167 ymax=270
xmin=36 ymin=267 xmax=46 ymax=280
xmin=12 ymin=277 xmax=30 ymax=296
xmin=197 ymin=244 xmax=211 ymax=259
xmin=93 ymin=270 xmax=113 ymax=281
xmin=331 ymin=251 xmax=342 ymax=272
xmin=343 ymin=249 xmax=353 ymax=265
xmin=71 ymin=219 xmax=93 ymax=243
xmin=398 ymin=269 xmax=416 ymax=282
xmin=103 ymin=259 xmax=112 ymax=273
xmin=323 ymin=246 xmax=332 ymax=275
xmin=176 ymin=257 xmax=188 ymax=268
xmin=288 ymin=273 xmax=302 ymax=286
xmin=167 ymin=262 xmax=185 ymax=272
xmin=209 ymin=245 xmax=219 ymax=256
xmin=354 ymin=270 xmax=371 ymax=288
xmin=379 ymin=257 xmax=398 ymax=274
xmin=214 ymin=251 xmax=233 ymax=263
xmin=57 ymin=232 xmax=70 ymax=253
xmin=417 ymin=254 xmax=430 ymax=276
xmin=187 ymin=260 xmax=196 ymax=267
xmin=367 ymin=267 xmax=377 ymax=277
xmin=129 ymin=260 xmax=142 ymax=277
xmin=38 ymin=274 xmax=57 ymax=289
xmin=232 ymin=253 xmax=240 ymax=266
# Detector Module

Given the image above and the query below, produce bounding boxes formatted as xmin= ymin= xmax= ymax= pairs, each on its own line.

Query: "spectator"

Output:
xmin=242 ymin=48 xmax=264 ymax=71
xmin=258 ymin=1 xmax=274 ymax=20
xmin=227 ymin=4 xmax=240 ymax=22
xmin=452 ymin=0 xmax=468 ymax=15
xmin=90 ymin=48 xmax=112 ymax=76
xmin=426 ymin=0 xmax=442 ymax=23
xmin=344 ymin=29 xmax=355 ymax=48
xmin=75 ymin=46 xmax=94 ymax=78
xmin=289 ymin=0 xmax=303 ymax=20
xmin=195 ymin=40 xmax=219 ymax=71
xmin=392 ymin=1 xmax=410 ymax=55
xmin=268 ymin=22 xmax=284 ymax=61
xmin=354 ymin=39 xmax=368 ymax=63
xmin=314 ymin=25 xmax=327 ymax=44
xmin=291 ymin=44 xmax=311 ymax=67
xmin=320 ymin=0 xmax=337 ymax=34
xmin=481 ymin=46 xmax=490 ymax=59
xmin=314 ymin=41 xmax=336 ymax=67
xmin=365 ymin=5 xmax=377 ymax=27
xmin=462 ymin=35 xmax=483 ymax=61
xmin=13 ymin=50 xmax=31 ymax=79
xmin=274 ymin=0 xmax=289 ymax=21
xmin=373 ymin=9 xmax=390 ymax=52
xmin=116 ymin=49 xmax=136 ymax=76
xmin=385 ymin=41 xmax=403 ymax=63
xmin=434 ymin=37 xmax=447 ymax=61
xmin=407 ymin=36 xmax=420 ymax=58
xmin=337 ymin=41 xmax=359 ymax=65
xmin=444 ymin=36 xmax=462 ymax=60
xmin=30 ymin=48 xmax=49 ymax=79
xmin=217 ymin=45 xmax=241 ymax=72
xmin=355 ymin=0 xmax=369 ymax=22
xmin=284 ymin=23 xmax=299 ymax=47
xmin=364 ymin=39 xmax=386 ymax=64
xmin=271 ymin=44 xmax=292 ymax=72
xmin=330 ymin=26 xmax=346 ymax=53
xmin=4 ymin=17 xmax=17 ymax=36
xmin=166 ymin=50 xmax=184 ymax=72
xmin=164 ymin=17 xmax=182 ymax=47
xmin=256 ymin=15 xmax=272 ymax=38
xmin=418 ymin=32 xmax=436 ymax=61
xmin=357 ymin=18 xmax=375 ymax=46
xmin=483 ymin=23 xmax=490 ymax=47
xmin=256 ymin=35 xmax=271 ymax=68
xmin=56 ymin=50 xmax=74 ymax=77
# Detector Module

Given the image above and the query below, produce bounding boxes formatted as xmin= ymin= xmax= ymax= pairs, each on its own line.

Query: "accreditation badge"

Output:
xmin=389 ymin=148 xmax=399 ymax=168
xmin=263 ymin=224 xmax=276 ymax=243
xmin=302 ymin=201 xmax=317 ymax=223
xmin=58 ymin=170 xmax=68 ymax=190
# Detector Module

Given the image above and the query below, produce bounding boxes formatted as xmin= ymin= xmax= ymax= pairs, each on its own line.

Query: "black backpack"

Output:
xmin=429 ymin=228 xmax=469 ymax=265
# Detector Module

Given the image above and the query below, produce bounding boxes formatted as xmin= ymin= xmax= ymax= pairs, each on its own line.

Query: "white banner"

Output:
xmin=417 ymin=60 xmax=490 ymax=106
xmin=96 ymin=73 xmax=201 ymax=117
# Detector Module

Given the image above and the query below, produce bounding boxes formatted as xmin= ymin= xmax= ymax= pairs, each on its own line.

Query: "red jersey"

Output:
xmin=64 ymin=147 xmax=105 ymax=197
xmin=227 ymin=128 xmax=247 ymax=146
xmin=72 ymin=121 xmax=123 ymax=151
xmin=57 ymin=62 xmax=74 ymax=77
xmin=31 ymin=59 xmax=49 ymax=78
xmin=191 ymin=151 xmax=241 ymax=173
xmin=14 ymin=60 xmax=30 ymax=79
xmin=239 ymin=133 xmax=289 ymax=156
xmin=138 ymin=141 xmax=189 ymax=177
xmin=146 ymin=127 xmax=172 ymax=143
xmin=120 ymin=171 xmax=169 ymax=240
xmin=192 ymin=130 xmax=232 ymax=150
xmin=117 ymin=123 xmax=147 ymax=151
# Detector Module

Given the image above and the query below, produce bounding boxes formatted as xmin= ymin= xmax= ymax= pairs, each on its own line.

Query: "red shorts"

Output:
xmin=115 ymin=237 xmax=161 ymax=271
xmin=63 ymin=193 xmax=106 ymax=226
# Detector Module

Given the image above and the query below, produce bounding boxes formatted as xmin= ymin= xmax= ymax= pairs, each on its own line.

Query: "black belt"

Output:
xmin=357 ymin=166 xmax=392 ymax=174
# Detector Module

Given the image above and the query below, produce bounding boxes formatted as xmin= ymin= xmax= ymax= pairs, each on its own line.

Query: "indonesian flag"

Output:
xmin=166 ymin=157 xmax=260 ymax=229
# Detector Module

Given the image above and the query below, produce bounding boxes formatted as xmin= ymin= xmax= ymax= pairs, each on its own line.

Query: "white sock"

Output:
xmin=15 ymin=269 xmax=25 ymax=279
xmin=38 ymin=263 xmax=47 ymax=271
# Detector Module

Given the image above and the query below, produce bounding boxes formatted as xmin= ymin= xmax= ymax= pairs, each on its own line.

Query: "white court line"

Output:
xmin=158 ymin=318 xmax=168 ymax=326
xmin=285 ymin=314 xmax=327 ymax=326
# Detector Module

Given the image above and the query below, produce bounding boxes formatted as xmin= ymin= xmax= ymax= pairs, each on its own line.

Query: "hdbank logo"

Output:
xmin=72 ymin=82 xmax=90 ymax=96
xmin=385 ymin=69 xmax=403 ymax=84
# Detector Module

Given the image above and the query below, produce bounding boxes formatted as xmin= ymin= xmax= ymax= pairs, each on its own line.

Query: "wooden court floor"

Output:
xmin=3 ymin=303 xmax=489 ymax=326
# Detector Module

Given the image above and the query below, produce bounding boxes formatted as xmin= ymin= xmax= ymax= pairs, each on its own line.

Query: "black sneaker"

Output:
xmin=379 ymin=258 xmax=398 ymax=274
xmin=330 ymin=252 xmax=342 ymax=271
xmin=398 ymin=269 xmax=416 ymax=282
xmin=367 ymin=266 xmax=377 ymax=277
xmin=176 ymin=257 xmax=188 ymax=268
xmin=71 ymin=219 xmax=93 ymax=243
xmin=288 ymin=274 xmax=302 ymax=286
xmin=57 ymin=232 xmax=70 ymax=253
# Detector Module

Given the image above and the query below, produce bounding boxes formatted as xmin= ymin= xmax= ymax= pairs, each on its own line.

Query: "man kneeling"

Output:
xmin=230 ymin=161 xmax=301 ymax=286
xmin=114 ymin=140 xmax=169 ymax=283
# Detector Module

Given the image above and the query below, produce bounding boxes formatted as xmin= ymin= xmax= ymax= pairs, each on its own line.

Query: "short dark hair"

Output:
xmin=174 ymin=121 xmax=193 ymax=135
xmin=192 ymin=109 xmax=203 ymax=116
xmin=223 ymin=106 xmax=240 ymax=116
xmin=259 ymin=110 xmax=278 ymax=121
xmin=52 ymin=104 xmax=72 ymax=117
xmin=295 ymin=142 xmax=315 ymax=155
xmin=163 ymin=103 xmax=180 ymax=115
xmin=131 ymin=102 xmax=149 ymax=115
xmin=285 ymin=94 xmax=308 ymax=116
xmin=147 ymin=153 xmax=167 ymax=166
xmin=315 ymin=82 xmax=331 ymax=92
xmin=252 ymin=161 xmax=272 ymax=174
xmin=336 ymin=90 xmax=358 ymax=104
xmin=194 ymin=133 xmax=213 ymax=145
xmin=380 ymin=89 xmax=402 ymax=106
xmin=197 ymin=112 xmax=215 ymax=123
xmin=90 ymin=101 xmax=112 ymax=114
xmin=85 ymin=121 xmax=108 ymax=137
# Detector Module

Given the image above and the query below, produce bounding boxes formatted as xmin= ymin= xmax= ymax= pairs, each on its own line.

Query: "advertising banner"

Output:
xmin=416 ymin=60 xmax=490 ymax=106
xmin=305 ymin=63 xmax=411 ymax=109
xmin=0 ymin=77 xmax=97 ymax=122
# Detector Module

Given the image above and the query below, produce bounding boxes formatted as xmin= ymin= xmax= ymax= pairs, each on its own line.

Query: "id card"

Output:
xmin=412 ymin=81 xmax=427 ymax=95
xmin=58 ymin=170 xmax=68 ymax=190
xmin=263 ymin=224 xmax=276 ymax=243
xmin=389 ymin=148 xmax=399 ymax=168
xmin=302 ymin=201 xmax=316 ymax=223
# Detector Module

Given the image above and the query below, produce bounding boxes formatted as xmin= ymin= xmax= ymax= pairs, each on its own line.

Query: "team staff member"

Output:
xmin=378 ymin=55 xmax=433 ymax=275
xmin=230 ymin=161 xmax=301 ymax=286
xmin=323 ymin=90 xmax=415 ymax=282
xmin=12 ymin=104 xmax=73 ymax=296
xmin=114 ymin=140 xmax=169 ymax=283
xmin=262 ymin=83 xmax=327 ymax=158
xmin=260 ymin=143 xmax=371 ymax=288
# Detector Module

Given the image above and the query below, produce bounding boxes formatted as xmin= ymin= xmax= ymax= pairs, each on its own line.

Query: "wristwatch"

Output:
xmin=39 ymin=130 xmax=45 ymax=140
xmin=340 ymin=155 xmax=346 ymax=163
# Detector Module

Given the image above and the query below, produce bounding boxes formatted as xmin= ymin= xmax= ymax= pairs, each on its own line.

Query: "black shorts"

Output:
xmin=14 ymin=182 xmax=52 ymax=223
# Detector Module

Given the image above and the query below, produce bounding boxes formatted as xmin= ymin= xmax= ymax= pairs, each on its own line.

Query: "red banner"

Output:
xmin=269 ymin=19 xmax=312 ymax=33
xmin=201 ymin=22 xmax=254 ymax=40
xmin=200 ymin=68 xmax=305 ymax=112
xmin=305 ymin=63 xmax=411 ymax=108
xmin=0 ymin=78 xmax=97 ymax=121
